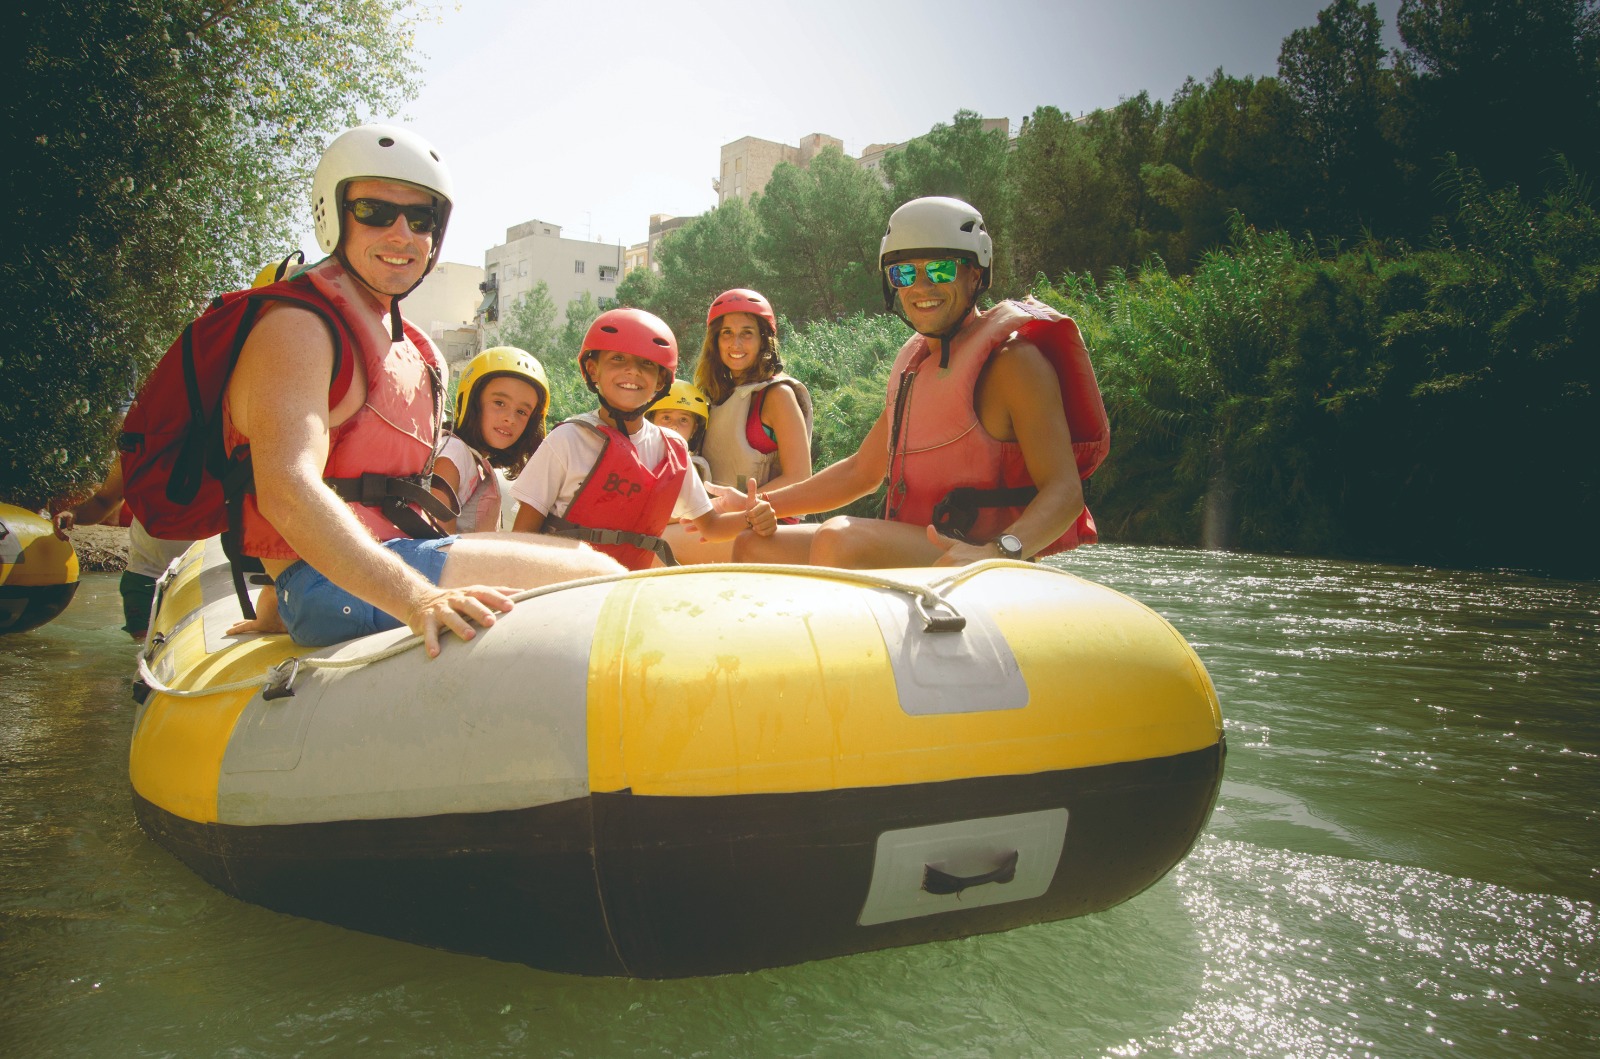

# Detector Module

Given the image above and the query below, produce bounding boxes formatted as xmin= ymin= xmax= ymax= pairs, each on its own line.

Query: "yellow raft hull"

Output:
xmin=0 ymin=502 xmax=80 ymax=634
xmin=131 ymin=539 xmax=1224 ymax=977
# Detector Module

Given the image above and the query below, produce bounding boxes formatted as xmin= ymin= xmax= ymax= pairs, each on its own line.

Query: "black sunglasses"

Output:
xmin=345 ymin=197 xmax=439 ymax=234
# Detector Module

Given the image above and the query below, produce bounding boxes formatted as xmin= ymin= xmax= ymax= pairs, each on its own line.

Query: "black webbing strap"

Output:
xmin=929 ymin=486 xmax=1040 ymax=541
xmin=324 ymin=472 xmax=459 ymax=539
xmin=542 ymin=514 xmax=679 ymax=567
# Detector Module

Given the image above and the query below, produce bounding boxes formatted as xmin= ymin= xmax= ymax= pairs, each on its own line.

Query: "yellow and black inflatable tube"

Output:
xmin=0 ymin=502 xmax=80 ymax=634
xmin=130 ymin=540 xmax=1224 ymax=977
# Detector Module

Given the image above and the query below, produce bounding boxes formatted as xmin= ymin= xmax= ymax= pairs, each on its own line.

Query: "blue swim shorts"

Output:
xmin=274 ymin=536 xmax=456 ymax=647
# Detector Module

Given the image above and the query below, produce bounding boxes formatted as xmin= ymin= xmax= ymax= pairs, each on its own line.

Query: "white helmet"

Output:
xmin=310 ymin=124 xmax=454 ymax=270
xmin=879 ymin=196 xmax=993 ymax=270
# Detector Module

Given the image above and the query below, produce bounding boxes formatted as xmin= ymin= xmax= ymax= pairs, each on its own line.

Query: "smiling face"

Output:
xmin=892 ymin=256 xmax=981 ymax=336
xmin=475 ymin=376 xmax=542 ymax=451
xmin=586 ymin=350 xmax=667 ymax=414
xmin=714 ymin=312 xmax=765 ymax=381
xmin=339 ymin=178 xmax=436 ymax=297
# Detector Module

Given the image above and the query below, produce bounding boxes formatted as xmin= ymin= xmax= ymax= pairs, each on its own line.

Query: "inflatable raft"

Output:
xmin=0 ymin=502 xmax=80 ymax=634
xmin=130 ymin=539 xmax=1224 ymax=978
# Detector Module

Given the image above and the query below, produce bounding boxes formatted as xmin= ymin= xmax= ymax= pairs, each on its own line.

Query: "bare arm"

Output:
xmin=762 ymin=403 xmax=893 ymax=519
xmin=758 ymin=384 xmax=813 ymax=492
xmin=689 ymin=478 xmax=775 ymax=542
xmin=53 ymin=460 xmax=125 ymax=539
xmin=931 ymin=339 xmax=1084 ymax=565
xmin=230 ymin=306 xmax=511 ymax=654
xmin=511 ymin=503 xmax=546 ymax=534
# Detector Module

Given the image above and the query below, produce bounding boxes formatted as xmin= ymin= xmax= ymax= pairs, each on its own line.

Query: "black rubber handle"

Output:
xmin=922 ymin=849 xmax=1019 ymax=895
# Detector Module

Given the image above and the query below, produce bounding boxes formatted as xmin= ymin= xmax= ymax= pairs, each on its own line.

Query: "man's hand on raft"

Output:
xmin=926 ymin=525 xmax=1004 ymax=567
xmin=409 ymin=585 xmax=517 ymax=658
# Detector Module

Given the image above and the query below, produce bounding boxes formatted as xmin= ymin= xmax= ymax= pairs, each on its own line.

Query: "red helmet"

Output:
xmin=706 ymin=288 xmax=776 ymax=333
xmin=579 ymin=308 xmax=678 ymax=375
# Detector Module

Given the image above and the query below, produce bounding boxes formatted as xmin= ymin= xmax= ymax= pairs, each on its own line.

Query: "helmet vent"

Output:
xmin=378 ymin=136 xmax=395 ymax=147
xmin=960 ymin=221 xmax=976 ymax=232
xmin=600 ymin=325 xmax=620 ymax=334
xmin=652 ymin=338 xmax=670 ymax=347
xmin=430 ymin=151 xmax=441 ymax=161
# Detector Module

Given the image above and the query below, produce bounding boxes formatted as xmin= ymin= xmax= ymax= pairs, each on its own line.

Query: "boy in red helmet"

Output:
xmin=510 ymin=308 xmax=776 ymax=569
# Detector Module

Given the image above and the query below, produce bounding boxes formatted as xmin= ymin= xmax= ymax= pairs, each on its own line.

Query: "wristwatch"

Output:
xmin=995 ymin=533 xmax=1024 ymax=560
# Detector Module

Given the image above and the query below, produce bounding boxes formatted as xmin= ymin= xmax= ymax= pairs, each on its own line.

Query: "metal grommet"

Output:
xmin=342 ymin=606 xmax=352 ymax=615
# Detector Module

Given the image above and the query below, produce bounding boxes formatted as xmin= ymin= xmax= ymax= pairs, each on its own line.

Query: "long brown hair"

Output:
xmin=693 ymin=314 xmax=782 ymax=405
xmin=453 ymin=370 xmax=546 ymax=475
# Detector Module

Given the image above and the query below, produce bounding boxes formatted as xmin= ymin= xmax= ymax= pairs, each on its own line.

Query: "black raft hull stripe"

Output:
xmin=133 ymin=741 xmax=1224 ymax=978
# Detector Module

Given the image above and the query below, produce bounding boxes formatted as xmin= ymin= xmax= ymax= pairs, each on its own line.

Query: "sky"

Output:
xmin=352 ymin=0 xmax=1404 ymax=267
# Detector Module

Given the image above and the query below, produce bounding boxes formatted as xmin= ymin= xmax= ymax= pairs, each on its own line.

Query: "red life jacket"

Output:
xmin=119 ymin=257 xmax=452 ymax=617
xmin=221 ymin=258 xmax=449 ymax=561
xmin=883 ymin=299 xmax=1110 ymax=556
xmin=545 ymin=419 xmax=688 ymax=570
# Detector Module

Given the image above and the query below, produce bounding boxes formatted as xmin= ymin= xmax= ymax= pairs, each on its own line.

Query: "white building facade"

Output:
xmin=404 ymin=260 xmax=486 ymax=372
xmin=480 ymin=220 xmax=625 ymax=336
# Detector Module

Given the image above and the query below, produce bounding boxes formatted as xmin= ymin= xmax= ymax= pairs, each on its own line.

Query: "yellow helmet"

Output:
xmin=455 ymin=346 xmax=550 ymax=425
xmin=252 ymin=251 xmax=309 ymax=288
xmin=648 ymin=379 xmax=710 ymax=424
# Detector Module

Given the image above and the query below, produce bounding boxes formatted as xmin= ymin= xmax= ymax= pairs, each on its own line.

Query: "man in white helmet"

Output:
xmin=735 ymin=195 xmax=1107 ymax=568
xmin=224 ymin=124 xmax=621 ymax=655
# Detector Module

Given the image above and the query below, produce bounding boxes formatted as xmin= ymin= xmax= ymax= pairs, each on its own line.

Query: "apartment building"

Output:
xmin=714 ymin=133 xmax=844 ymax=206
xmin=404 ymin=260 xmax=486 ymax=372
xmin=478 ymin=219 xmax=626 ymax=337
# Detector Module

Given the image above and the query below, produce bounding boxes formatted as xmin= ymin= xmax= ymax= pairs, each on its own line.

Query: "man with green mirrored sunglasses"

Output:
xmin=731 ymin=195 xmax=1109 ymax=570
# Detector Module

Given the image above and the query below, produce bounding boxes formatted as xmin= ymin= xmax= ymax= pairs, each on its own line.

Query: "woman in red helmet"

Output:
xmin=509 ymin=308 xmax=776 ymax=570
xmin=668 ymin=289 xmax=813 ymax=564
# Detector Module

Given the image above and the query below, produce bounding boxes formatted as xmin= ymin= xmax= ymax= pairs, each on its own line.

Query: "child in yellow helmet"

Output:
xmin=646 ymin=379 xmax=713 ymax=483
xmin=432 ymin=347 xmax=549 ymax=533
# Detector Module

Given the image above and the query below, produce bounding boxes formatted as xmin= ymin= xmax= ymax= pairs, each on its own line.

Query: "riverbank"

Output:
xmin=67 ymin=524 xmax=130 ymax=572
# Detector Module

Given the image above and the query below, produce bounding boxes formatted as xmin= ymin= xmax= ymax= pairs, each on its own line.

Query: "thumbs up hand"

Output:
xmin=744 ymin=477 xmax=776 ymax=536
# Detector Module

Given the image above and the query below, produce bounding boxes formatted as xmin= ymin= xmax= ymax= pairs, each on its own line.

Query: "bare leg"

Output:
xmin=441 ymin=532 xmax=624 ymax=588
xmin=660 ymin=522 xmax=737 ymax=565
xmin=732 ymin=523 xmax=819 ymax=564
xmin=808 ymin=516 xmax=947 ymax=569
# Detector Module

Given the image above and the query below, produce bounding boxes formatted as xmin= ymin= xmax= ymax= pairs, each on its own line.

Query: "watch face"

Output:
xmin=998 ymin=534 xmax=1024 ymax=559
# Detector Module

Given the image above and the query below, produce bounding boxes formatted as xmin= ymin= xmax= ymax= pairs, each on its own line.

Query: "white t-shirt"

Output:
xmin=127 ymin=519 xmax=195 ymax=579
xmin=510 ymin=413 xmax=713 ymax=522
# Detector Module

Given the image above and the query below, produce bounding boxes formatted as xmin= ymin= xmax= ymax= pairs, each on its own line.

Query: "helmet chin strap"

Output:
xmin=910 ymin=305 xmax=976 ymax=369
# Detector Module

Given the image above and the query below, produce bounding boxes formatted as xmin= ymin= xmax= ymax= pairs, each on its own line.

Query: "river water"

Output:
xmin=1 ymin=545 xmax=1595 ymax=1057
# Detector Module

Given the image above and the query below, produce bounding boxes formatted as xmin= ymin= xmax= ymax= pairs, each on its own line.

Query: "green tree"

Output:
xmin=754 ymin=147 xmax=888 ymax=325
xmin=545 ymin=291 xmax=606 ymax=421
xmin=1011 ymin=106 xmax=1121 ymax=282
xmin=1143 ymin=72 xmax=1309 ymax=270
xmin=882 ymin=111 xmax=1015 ymax=293
xmin=1396 ymin=0 xmax=1600 ymax=190
xmin=2 ymin=0 xmax=424 ymax=506
xmin=490 ymin=282 xmax=560 ymax=361
xmin=638 ymin=197 xmax=766 ymax=345
xmin=1278 ymin=0 xmax=1411 ymax=237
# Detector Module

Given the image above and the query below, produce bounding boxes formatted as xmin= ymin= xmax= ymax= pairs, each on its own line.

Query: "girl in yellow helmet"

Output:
xmin=432 ymin=347 xmax=549 ymax=533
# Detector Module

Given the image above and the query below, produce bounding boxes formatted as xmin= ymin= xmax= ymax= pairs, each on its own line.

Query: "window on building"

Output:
xmin=734 ymin=157 xmax=743 ymax=173
xmin=599 ymin=265 xmax=617 ymax=281
xmin=574 ymin=260 xmax=585 ymax=274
